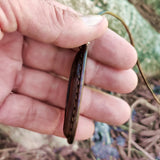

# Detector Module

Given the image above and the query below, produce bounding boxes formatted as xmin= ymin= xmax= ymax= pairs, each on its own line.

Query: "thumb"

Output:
xmin=0 ymin=0 xmax=108 ymax=48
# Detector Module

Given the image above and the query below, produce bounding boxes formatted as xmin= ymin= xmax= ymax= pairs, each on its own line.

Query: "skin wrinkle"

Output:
xmin=22 ymin=39 xmax=70 ymax=76
xmin=5 ymin=33 xmax=23 ymax=62
xmin=22 ymin=38 xmax=40 ymax=69
xmin=80 ymin=87 xmax=92 ymax=116
xmin=45 ymin=77 xmax=66 ymax=107
xmin=56 ymin=78 xmax=68 ymax=106
xmin=5 ymin=50 xmax=22 ymax=63
xmin=22 ymin=40 xmax=53 ymax=73
xmin=43 ymin=0 xmax=68 ymax=10
xmin=50 ymin=78 xmax=67 ymax=108
xmin=13 ymin=69 xmax=22 ymax=90
xmin=42 ymin=0 xmax=75 ymax=39
xmin=52 ymin=109 xmax=64 ymax=135
xmin=0 ymin=0 xmax=17 ymax=32
xmin=14 ymin=67 xmax=25 ymax=92
xmin=57 ymin=49 xmax=76 ymax=77
xmin=44 ymin=73 xmax=61 ymax=104
xmin=45 ymin=82 xmax=54 ymax=104
xmin=47 ymin=5 xmax=62 ymax=42
xmin=85 ymin=58 xmax=99 ymax=85
xmin=8 ymin=0 xmax=21 ymax=32
xmin=22 ymin=38 xmax=28 ymax=62
xmin=89 ymin=60 xmax=101 ymax=85
xmin=21 ymin=96 xmax=35 ymax=129
xmin=24 ymin=97 xmax=61 ymax=135
xmin=51 ymin=48 xmax=60 ymax=72
xmin=0 ymin=94 xmax=23 ymax=125
xmin=0 ymin=29 xmax=4 ymax=39
xmin=85 ymin=58 xmax=111 ymax=90
xmin=26 ymin=99 xmax=57 ymax=134
xmin=0 ymin=1 xmax=8 ymax=30
xmin=52 ymin=8 xmax=78 ymax=46
xmin=83 ymin=89 xmax=103 ymax=119
xmin=41 ymin=0 xmax=80 ymax=45
xmin=23 ymin=68 xmax=50 ymax=100
xmin=0 ymin=61 xmax=20 ymax=105
xmin=0 ymin=93 xmax=10 ymax=111
xmin=54 ymin=5 xmax=65 ymax=27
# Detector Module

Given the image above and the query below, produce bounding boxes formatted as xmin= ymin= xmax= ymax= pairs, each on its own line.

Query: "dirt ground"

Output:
xmin=129 ymin=0 xmax=160 ymax=32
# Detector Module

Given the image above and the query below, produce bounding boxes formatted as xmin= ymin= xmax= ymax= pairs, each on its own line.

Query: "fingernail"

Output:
xmin=81 ymin=15 xmax=104 ymax=26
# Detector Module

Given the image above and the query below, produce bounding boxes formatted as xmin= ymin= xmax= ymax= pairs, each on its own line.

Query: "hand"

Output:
xmin=0 ymin=0 xmax=137 ymax=140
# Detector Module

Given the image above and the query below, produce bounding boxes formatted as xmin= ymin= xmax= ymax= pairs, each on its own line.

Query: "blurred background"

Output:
xmin=0 ymin=0 xmax=160 ymax=159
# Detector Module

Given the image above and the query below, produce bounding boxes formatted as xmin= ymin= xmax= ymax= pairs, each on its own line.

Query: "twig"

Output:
xmin=122 ymin=132 xmax=155 ymax=160
xmin=130 ymin=98 xmax=160 ymax=113
xmin=88 ymin=138 xmax=96 ymax=160
xmin=131 ymin=141 xmax=155 ymax=160
xmin=128 ymin=98 xmax=159 ymax=158
xmin=0 ymin=147 xmax=16 ymax=153
xmin=145 ymin=135 xmax=160 ymax=151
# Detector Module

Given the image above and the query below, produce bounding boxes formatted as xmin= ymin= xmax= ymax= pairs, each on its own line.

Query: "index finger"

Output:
xmin=23 ymin=29 xmax=137 ymax=76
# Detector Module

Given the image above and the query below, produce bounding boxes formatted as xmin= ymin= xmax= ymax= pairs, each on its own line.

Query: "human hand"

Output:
xmin=0 ymin=0 xmax=137 ymax=140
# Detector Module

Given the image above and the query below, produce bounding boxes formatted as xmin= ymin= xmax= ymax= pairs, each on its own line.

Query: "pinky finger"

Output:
xmin=0 ymin=93 xmax=94 ymax=140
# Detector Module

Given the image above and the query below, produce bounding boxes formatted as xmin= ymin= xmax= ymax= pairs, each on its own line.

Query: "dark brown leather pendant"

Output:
xmin=63 ymin=44 xmax=88 ymax=144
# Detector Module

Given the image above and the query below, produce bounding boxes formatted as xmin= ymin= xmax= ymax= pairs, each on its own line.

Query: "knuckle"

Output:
xmin=85 ymin=58 xmax=100 ymax=84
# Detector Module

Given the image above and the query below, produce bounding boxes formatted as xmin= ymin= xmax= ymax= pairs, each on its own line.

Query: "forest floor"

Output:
xmin=129 ymin=0 xmax=160 ymax=32
xmin=0 ymin=1 xmax=160 ymax=160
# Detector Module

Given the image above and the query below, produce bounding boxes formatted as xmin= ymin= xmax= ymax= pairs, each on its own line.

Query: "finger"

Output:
xmin=23 ymin=40 xmax=137 ymax=93
xmin=85 ymin=58 xmax=138 ymax=93
xmin=0 ymin=0 xmax=107 ymax=48
xmin=14 ymin=67 xmax=131 ymax=125
xmin=89 ymin=29 xmax=137 ymax=69
xmin=14 ymin=67 xmax=68 ymax=108
xmin=23 ymin=29 xmax=137 ymax=75
xmin=15 ymin=65 xmax=136 ymax=113
xmin=0 ymin=93 xmax=94 ymax=140
xmin=23 ymin=38 xmax=75 ymax=77
xmin=81 ymin=87 xmax=131 ymax=125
